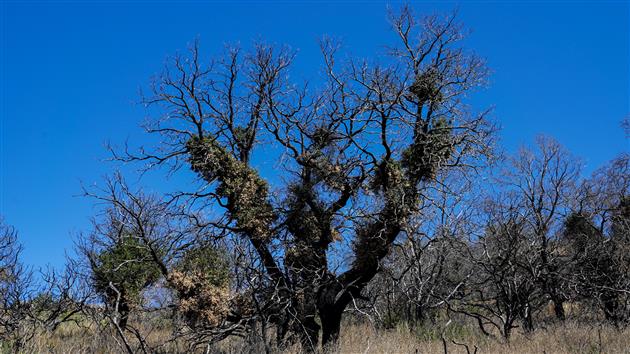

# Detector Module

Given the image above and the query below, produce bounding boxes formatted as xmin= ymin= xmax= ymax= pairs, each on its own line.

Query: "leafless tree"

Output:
xmin=0 ymin=219 xmax=36 ymax=353
xmin=448 ymin=196 xmax=544 ymax=339
xmin=564 ymin=154 xmax=630 ymax=326
xmin=30 ymin=259 xmax=92 ymax=331
xmin=0 ymin=218 xmax=96 ymax=353
xmin=110 ymin=6 xmax=495 ymax=350
xmin=360 ymin=171 xmax=478 ymax=329
xmin=500 ymin=136 xmax=582 ymax=321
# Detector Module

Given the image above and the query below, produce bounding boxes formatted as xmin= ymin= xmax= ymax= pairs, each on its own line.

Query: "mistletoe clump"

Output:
xmin=409 ymin=67 xmax=443 ymax=104
xmin=187 ymin=137 xmax=276 ymax=240
xmin=402 ymin=117 xmax=454 ymax=181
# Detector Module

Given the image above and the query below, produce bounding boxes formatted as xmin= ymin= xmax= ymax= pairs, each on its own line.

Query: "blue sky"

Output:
xmin=1 ymin=1 xmax=628 ymax=271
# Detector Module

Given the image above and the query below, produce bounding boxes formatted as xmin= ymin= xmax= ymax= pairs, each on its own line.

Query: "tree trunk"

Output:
xmin=521 ymin=303 xmax=534 ymax=333
xmin=552 ymin=298 xmax=565 ymax=321
xmin=317 ymin=281 xmax=349 ymax=350
xmin=297 ymin=313 xmax=320 ymax=352
xmin=320 ymin=305 xmax=343 ymax=349
xmin=602 ymin=293 xmax=620 ymax=327
xmin=503 ymin=321 xmax=513 ymax=340
xmin=118 ymin=299 xmax=130 ymax=330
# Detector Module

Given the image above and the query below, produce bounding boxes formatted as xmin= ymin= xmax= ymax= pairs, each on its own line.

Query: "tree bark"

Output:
xmin=297 ymin=315 xmax=321 ymax=352
xmin=552 ymin=297 xmax=565 ymax=321
xmin=320 ymin=308 xmax=343 ymax=348
xmin=118 ymin=298 xmax=130 ymax=330
xmin=521 ymin=303 xmax=534 ymax=332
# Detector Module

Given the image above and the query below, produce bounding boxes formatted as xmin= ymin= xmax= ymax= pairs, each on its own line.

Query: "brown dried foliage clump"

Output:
xmin=168 ymin=270 xmax=230 ymax=328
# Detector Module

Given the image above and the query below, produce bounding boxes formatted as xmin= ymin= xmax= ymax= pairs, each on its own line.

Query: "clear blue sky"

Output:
xmin=1 ymin=1 xmax=628 ymax=271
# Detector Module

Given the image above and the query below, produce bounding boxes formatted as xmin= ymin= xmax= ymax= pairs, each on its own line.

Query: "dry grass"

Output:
xmin=6 ymin=320 xmax=630 ymax=353
xmin=327 ymin=322 xmax=630 ymax=354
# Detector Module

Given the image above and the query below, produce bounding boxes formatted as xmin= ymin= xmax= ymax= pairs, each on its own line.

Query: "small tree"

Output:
xmin=565 ymin=154 xmax=630 ymax=326
xmin=80 ymin=176 xmax=177 ymax=353
xmin=502 ymin=136 xmax=581 ymax=321
xmin=563 ymin=206 xmax=630 ymax=326
xmin=0 ymin=219 xmax=33 ymax=353
xmin=453 ymin=201 xmax=543 ymax=339
xmin=1 ymin=219 xmax=90 ymax=353
xmin=90 ymin=233 xmax=162 ymax=330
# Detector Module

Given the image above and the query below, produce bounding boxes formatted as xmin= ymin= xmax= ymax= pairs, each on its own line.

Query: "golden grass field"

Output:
xmin=11 ymin=320 xmax=630 ymax=354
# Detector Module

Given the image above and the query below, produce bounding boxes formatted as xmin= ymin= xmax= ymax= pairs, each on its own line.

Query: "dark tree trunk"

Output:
xmin=118 ymin=298 xmax=130 ymax=330
xmin=275 ymin=314 xmax=291 ymax=348
xmin=297 ymin=313 xmax=321 ymax=352
xmin=320 ymin=305 xmax=344 ymax=348
xmin=316 ymin=280 xmax=350 ymax=350
xmin=521 ymin=303 xmax=534 ymax=333
xmin=414 ymin=303 xmax=425 ymax=326
xmin=602 ymin=293 xmax=620 ymax=327
xmin=504 ymin=325 xmax=512 ymax=340
xmin=552 ymin=298 xmax=565 ymax=321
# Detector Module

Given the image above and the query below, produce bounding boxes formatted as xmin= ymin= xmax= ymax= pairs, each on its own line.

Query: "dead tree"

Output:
xmin=0 ymin=219 xmax=35 ymax=353
xmin=112 ymin=6 xmax=495 ymax=350
xmin=567 ymin=154 xmax=630 ymax=325
xmin=502 ymin=136 xmax=581 ymax=321
xmin=450 ymin=198 xmax=544 ymax=339
xmin=362 ymin=171 xmax=479 ymax=328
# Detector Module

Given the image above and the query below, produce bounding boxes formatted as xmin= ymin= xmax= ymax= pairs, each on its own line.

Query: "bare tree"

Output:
xmin=0 ymin=219 xmax=35 ymax=353
xmin=360 ymin=170 xmax=479 ymax=329
xmin=31 ymin=259 xmax=92 ymax=331
xmin=448 ymin=197 xmax=544 ymax=339
xmin=501 ymin=136 xmax=581 ymax=321
xmin=111 ymin=6 xmax=495 ymax=350
xmin=367 ymin=230 xmax=470 ymax=329
xmin=565 ymin=154 xmax=630 ymax=326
